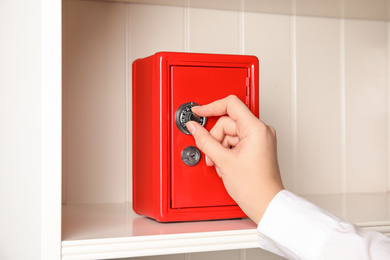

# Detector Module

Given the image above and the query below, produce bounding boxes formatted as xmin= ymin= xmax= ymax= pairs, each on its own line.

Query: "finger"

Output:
xmin=192 ymin=95 xmax=257 ymax=124
xmin=209 ymin=116 xmax=238 ymax=143
xmin=205 ymin=116 xmax=236 ymax=166
xmin=186 ymin=121 xmax=231 ymax=167
xmin=222 ymin=135 xmax=240 ymax=148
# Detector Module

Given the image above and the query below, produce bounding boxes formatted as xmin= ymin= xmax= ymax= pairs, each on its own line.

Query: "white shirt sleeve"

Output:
xmin=257 ymin=190 xmax=390 ymax=259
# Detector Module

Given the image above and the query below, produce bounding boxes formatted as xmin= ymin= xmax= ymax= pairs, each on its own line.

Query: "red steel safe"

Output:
xmin=133 ymin=52 xmax=259 ymax=222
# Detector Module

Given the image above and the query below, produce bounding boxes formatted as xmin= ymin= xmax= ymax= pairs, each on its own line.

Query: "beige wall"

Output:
xmin=63 ymin=0 xmax=390 ymax=205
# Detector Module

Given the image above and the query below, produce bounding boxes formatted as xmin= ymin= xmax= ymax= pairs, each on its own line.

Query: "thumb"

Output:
xmin=186 ymin=121 xmax=230 ymax=168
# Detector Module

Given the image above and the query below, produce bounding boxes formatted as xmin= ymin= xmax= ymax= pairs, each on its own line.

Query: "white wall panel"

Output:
xmin=189 ymin=8 xmax=240 ymax=53
xmin=245 ymin=13 xmax=293 ymax=191
xmin=245 ymin=248 xmax=285 ymax=260
xmin=345 ymin=0 xmax=389 ymax=20
xmin=189 ymin=250 xmax=241 ymax=260
xmin=189 ymin=0 xmax=240 ymax=11
xmin=63 ymin=0 xmax=127 ymax=203
xmin=128 ymin=4 xmax=184 ymax=59
xmin=296 ymin=0 xmax=342 ymax=18
xmin=120 ymin=249 xmax=286 ymax=260
xmin=296 ymin=16 xmax=342 ymax=194
xmin=344 ymin=19 xmax=388 ymax=193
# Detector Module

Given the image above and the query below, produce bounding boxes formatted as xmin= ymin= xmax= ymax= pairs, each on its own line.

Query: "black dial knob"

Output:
xmin=175 ymin=102 xmax=207 ymax=135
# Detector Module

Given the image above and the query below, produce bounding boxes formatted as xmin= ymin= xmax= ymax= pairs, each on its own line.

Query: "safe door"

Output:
xmin=170 ymin=65 xmax=251 ymax=209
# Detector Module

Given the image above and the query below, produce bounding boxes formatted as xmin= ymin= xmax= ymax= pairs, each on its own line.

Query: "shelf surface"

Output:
xmin=62 ymin=203 xmax=258 ymax=259
xmin=62 ymin=193 xmax=390 ymax=260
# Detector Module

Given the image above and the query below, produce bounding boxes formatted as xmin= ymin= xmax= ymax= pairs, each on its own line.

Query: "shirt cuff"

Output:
xmin=257 ymin=190 xmax=341 ymax=260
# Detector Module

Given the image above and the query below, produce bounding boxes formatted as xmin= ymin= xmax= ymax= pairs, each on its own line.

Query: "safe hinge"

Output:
xmin=245 ymin=77 xmax=250 ymax=107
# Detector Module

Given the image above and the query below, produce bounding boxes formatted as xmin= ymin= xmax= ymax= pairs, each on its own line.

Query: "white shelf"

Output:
xmin=62 ymin=203 xmax=258 ymax=259
xmin=62 ymin=192 xmax=390 ymax=260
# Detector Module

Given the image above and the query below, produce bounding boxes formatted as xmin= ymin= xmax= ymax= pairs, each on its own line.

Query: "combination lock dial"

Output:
xmin=175 ymin=102 xmax=207 ymax=135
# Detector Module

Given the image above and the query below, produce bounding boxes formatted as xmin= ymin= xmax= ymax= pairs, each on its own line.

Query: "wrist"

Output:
xmin=245 ymin=187 xmax=284 ymax=225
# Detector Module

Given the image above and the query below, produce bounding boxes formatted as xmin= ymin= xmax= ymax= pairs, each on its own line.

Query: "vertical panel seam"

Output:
xmin=239 ymin=0 xmax=245 ymax=54
xmin=339 ymin=4 xmax=347 ymax=194
xmin=291 ymin=0 xmax=298 ymax=193
xmin=184 ymin=0 xmax=190 ymax=52
xmin=125 ymin=2 xmax=131 ymax=203
xmin=387 ymin=19 xmax=390 ymax=192
xmin=62 ymin=0 xmax=68 ymax=205
xmin=240 ymin=249 xmax=246 ymax=260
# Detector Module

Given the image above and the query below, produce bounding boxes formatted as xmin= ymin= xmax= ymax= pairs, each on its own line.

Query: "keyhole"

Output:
xmin=181 ymin=146 xmax=201 ymax=166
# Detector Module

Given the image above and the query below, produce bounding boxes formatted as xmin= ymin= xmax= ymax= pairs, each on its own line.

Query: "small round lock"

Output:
xmin=181 ymin=146 xmax=201 ymax=166
xmin=175 ymin=102 xmax=207 ymax=135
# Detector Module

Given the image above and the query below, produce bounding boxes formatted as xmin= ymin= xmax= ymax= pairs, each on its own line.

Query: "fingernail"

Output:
xmin=191 ymin=106 xmax=202 ymax=117
xmin=191 ymin=105 xmax=200 ymax=112
xmin=205 ymin=155 xmax=210 ymax=166
xmin=186 ymin=122 xmax=196 ymax=135
xmin=215 ymin=167 xmax=222 ymax=178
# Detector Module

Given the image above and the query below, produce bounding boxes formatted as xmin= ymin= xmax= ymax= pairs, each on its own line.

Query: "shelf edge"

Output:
xmin=62 ymin=229 xmax=259 ymax=260
xmin=62 ymin=221 xmax=390 ymax=259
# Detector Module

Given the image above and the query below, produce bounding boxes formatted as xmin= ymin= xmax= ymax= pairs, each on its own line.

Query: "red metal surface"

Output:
xmin=133 ymin=52 xmax=259 ymax=222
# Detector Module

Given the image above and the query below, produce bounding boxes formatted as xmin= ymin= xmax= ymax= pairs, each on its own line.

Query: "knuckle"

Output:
xmin=253 ymin=121 xmax=276 ymax=138
xmin=217 ymin=115 xmax=230 ymax=126
xmin=268 ymin=125 xmax=276 ymax=136
xmin=227 ymin=94 xmax=239 ymax=100
xmin=226 ymin=94 xmax=239 ymax=104
xmin=211 ymin=116 xmax=227 ymax=129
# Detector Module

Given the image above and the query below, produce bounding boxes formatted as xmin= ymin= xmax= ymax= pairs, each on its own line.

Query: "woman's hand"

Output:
xmin=186 ymin=95 xmax=284 ymax=224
